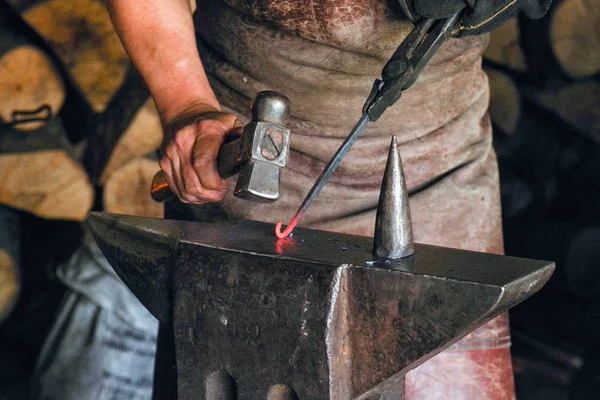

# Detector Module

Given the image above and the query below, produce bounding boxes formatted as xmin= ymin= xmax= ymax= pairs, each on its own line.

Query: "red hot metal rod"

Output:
xmin=275 ymin=114 xmax=370 ymax=238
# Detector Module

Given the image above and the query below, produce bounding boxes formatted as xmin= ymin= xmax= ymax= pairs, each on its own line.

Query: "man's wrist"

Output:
xmin=163 ymin=100 xmax=221 ymax=121
xmin=161 ymin=101 xmax=223 ymax=137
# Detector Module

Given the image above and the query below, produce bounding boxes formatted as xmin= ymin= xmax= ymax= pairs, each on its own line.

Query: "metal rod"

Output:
xmin=275 ymin=114 xmax=370 ymax=238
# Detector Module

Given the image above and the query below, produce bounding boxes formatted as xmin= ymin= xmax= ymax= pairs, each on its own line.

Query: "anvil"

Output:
xmin=88 ymin=212 xmax=553 ymax=400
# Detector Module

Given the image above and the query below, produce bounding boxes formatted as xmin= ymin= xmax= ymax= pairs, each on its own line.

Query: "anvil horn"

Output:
xmin=88 ymin=212 xmax=179 ymax=324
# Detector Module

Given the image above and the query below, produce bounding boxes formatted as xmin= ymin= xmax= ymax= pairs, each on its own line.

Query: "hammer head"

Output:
xmin=233 ymin=92 xmax=290 ymax=202
xmin=150 ymin=91 xmax=291 ymax=204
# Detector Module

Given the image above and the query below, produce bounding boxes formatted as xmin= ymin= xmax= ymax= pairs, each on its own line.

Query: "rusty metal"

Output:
xmin=151 ymin=91 xmax=291 ymax=204
xmin=88 ymin=212 xmax=554 ymax=399
xmin=373 ymin=136 xmax=414 ymax=259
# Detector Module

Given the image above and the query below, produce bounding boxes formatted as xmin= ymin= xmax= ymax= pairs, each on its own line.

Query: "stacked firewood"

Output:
xmin=485 ymin=1 xmax=600 ymax=395
xmin=0 ymin=0 xmax=163 ymax=321
xmin=483 ymin=0 xmax=600 ymax=221
xmin=485 ymin=0 xmax=599 ymax=136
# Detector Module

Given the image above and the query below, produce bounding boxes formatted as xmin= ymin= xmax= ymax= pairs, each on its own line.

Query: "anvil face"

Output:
xmin=88 ymin=213 xmax=554 ymax=400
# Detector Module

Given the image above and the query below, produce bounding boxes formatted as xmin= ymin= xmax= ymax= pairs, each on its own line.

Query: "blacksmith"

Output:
xmin=100 ymin=0 xmax=552 ymax=398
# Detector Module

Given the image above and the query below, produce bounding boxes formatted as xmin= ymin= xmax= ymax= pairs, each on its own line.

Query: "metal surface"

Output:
xmin=373 ymin=136 xmax=414 ymax=259
xmin=88 ymin=212 xmax=554 ymax=399
xmin=151 ymin=91 xmax=291 ymax=203
xmin=275 ymin=14 xmax=462 ymax=238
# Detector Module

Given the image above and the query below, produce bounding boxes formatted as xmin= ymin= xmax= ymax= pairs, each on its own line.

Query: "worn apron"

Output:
xmin=188 ymin=1 xmax=512 ymax=398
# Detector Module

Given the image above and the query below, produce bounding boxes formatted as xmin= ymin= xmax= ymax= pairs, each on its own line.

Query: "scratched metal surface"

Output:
xmin=88 ymin=212 xmax=551 ymax=285
xmin=87 ymin=212 xmax=554 ymax=399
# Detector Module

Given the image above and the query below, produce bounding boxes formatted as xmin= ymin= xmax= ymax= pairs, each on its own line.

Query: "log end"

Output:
xmin=103 ymin=157 xmax=164 ymax=218
xmin=0 ymin=250 xmax=20 ymax=322
xmin=100 ymin=98 xmax=163 ymax=185
xmin=550 ymin=0 xmax=600 ymax=79
xmin=0 ymin=150 xmax=94 ymax=221
xmin=22 ymin=0 xmax=129 ymax=112
xmin=486 ymin=68 xmax=521 ymax=135
xmin=0 ymin=45 xmax=65 ymax=131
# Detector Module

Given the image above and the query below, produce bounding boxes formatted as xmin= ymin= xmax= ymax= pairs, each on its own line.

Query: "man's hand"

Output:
xmin=160 ymin=104 xmax=242 ymax=204
xmin=399 ymin=0 xmax=552 ymax=35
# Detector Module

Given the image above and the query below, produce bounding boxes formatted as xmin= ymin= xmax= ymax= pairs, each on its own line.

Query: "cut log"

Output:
xmin=84 ymin=66 xmax=150 ymax=184
xmin=0 ymin=150 xmax=94 ymax=220
xmin=103 ymin=158 xmax=164 ymax=218
xmin=484 ymin=18 xmax=527 ymax=71
xmin=100 ymin=98 xmax=163 ymax=184
xmin=0 ymin=45 xmax=65 ymax=131
xmin=0 ymin=249 xmax=19 ymax=322
xmin=550 ymin=0 xmax=600 ymax=79
xmin=526 ymin=81 xmax=600 ymax=145
xmin=22 ymin=0 xmax=129 ymax=112
xmin=486 ymin=68 xmax=521 ymax=135
xmin=0 ymin=205 xmax=21 ymax=322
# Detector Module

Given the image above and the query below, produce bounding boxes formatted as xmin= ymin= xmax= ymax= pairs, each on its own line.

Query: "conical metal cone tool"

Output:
xmin=374 ymin=136 xmax=414 ymax=259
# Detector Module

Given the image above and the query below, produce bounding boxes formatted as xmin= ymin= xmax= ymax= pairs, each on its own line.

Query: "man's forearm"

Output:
xmin=105 ymin=0 xmax=220 ymax=121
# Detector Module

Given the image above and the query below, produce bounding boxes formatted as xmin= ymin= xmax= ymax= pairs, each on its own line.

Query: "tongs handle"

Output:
xmin=364 ymin=13 xmax=461 ymax=122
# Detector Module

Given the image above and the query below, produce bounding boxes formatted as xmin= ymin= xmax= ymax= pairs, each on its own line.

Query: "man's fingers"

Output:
xmin=158 ymin=110 xmax=241 ymax=204
xmin=159 ymin=156 xmax=184 ymax=201
xmin=162 ymin=141 xmax=206 ymax=203
xmin=182 ymin=155 xmax=227 ymax=203
xmin=192 ymin=122 xmax=229 ymax=192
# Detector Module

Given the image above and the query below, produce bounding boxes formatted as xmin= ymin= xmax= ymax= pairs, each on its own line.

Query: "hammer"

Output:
xmin=150 ymin=91 xmax=291 ymax=203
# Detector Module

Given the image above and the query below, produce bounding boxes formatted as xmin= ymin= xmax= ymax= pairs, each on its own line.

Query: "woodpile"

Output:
xmin=484 ymin=0 xmax=600 ymax=144
xmin=0 ymin=3 xmax=92 ymax=222
xmin=0 ymin=0 xmax=162 ymax=324
xmin=1 ymin=0 xmax=163 ymax=224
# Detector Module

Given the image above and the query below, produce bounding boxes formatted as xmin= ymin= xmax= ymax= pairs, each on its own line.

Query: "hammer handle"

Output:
xmin=150 ymin=136 xmax=244 ymax=203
